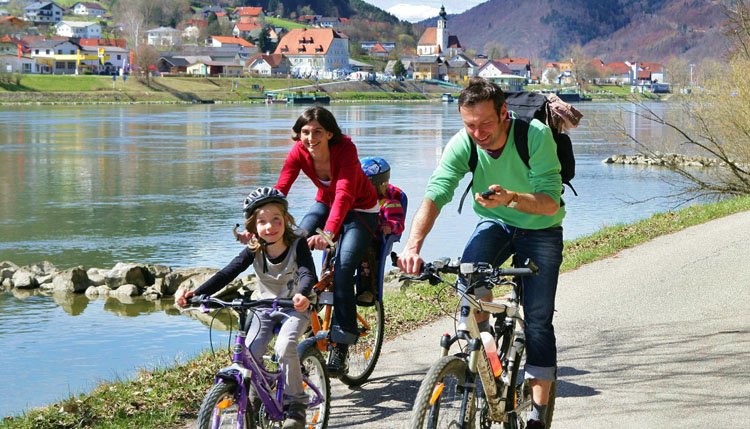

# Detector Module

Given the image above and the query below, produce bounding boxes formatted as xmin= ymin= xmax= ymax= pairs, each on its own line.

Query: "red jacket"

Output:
xmin=276 ymin=135 xmax=377 ymax=238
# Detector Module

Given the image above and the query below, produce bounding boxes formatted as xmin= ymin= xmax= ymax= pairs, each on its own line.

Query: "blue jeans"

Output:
xmin=461 ymin=219 xmax=563 ymax=381
xmin=299 ymin=202 xmax=378 ymax=345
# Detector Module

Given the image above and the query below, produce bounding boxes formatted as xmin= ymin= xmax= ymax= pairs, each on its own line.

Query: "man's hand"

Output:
xmin=476 ymin=185 xmax=515 ymax=208
xmin=292 ymin=293 xmax=310 ymax=312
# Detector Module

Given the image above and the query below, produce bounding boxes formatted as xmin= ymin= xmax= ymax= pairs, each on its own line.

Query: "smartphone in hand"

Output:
xmin=481 ymin=189 xmax=496 ymax=199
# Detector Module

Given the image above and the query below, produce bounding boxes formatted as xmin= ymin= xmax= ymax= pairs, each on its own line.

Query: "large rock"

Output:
xmin=112 ymin=284 xmax=140 ymax=297
xmin=104 ymin=263 xmax=155 ymax=289
xmin=146 ymin=264 xmax=172 ymax=279
xmin=1 ymin=261 xmax=19 ymax=280
xmin=48 ymin=266 xmax=90 ymax=293
xmin=163 ymin=267 xmax=219 ymax=296
xmin=23 ymin=261 xmax=57 ymax=276
xmin=87 ymin=268 xmax=106 ymax=286
xmin=12 ymin=269 xmax=38 ymax=289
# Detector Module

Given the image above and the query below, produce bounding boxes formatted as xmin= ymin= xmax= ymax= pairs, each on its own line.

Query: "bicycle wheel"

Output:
xmin=409 ymin=355 xmax=477 ymax=429
xmin=197 ymin=381 xmax=253 ymax=429
xmin=339 ymin=299 xmax=385 ymax=386
xmin=301 ymin=347 xmax=331 ymax=429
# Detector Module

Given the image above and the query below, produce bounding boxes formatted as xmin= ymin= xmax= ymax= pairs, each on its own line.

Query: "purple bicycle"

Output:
xmin=187 ymin=295 xmax=330 ymax=429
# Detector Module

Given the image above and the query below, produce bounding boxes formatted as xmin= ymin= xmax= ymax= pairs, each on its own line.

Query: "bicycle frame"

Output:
xmin=201 ymin=301 xmax=326 ymax=427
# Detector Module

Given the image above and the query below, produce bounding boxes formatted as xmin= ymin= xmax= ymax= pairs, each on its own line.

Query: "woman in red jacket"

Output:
xmin=276 ymin=106 xmax=379 ymax=376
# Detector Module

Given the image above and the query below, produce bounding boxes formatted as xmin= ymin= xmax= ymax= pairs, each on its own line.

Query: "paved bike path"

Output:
xmin=328 ymin=210 xmax=750 ymax=428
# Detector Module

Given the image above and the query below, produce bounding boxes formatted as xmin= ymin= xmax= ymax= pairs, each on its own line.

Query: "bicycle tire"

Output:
xmin=301 ymin=347 xmax=331 ymax=429
xmin=409 ymin=355 xmax=477 ymax=429
xmin=339 ymin=299 xmax=385 ymax=386
xmin=197 ymin=381 xmax=252 ymax=429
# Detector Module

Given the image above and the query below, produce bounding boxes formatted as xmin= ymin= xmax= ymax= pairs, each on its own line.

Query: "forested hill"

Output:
xmin=246 ymin=0 xmax=402 ymax=23
xmin=423 ymin=0 xmax=728 ymax=63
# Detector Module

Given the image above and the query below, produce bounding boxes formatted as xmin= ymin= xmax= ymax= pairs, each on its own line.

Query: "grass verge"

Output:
xmin=2 ymin=196 xmax=749 ymax=428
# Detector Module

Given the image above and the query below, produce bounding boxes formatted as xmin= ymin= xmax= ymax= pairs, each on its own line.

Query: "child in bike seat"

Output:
xmin=357 ymin=157 xmax=405 ymax=305
xmin=175 ymin=187 xmax=316 ymax=429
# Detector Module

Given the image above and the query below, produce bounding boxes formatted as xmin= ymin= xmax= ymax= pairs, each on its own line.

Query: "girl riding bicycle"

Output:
xmin=175 ymin=187 xmax=317 ymax=429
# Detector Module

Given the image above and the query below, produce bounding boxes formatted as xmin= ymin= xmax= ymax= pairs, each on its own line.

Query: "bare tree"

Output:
xmin=620 ymin=1 xmax=750 ymax=200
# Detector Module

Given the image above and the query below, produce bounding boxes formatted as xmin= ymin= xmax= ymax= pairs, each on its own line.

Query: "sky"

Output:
xmin=363 ymin=0 xmax=487 ymax=23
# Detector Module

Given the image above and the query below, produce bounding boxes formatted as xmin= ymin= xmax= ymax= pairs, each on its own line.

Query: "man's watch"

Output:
xmin=506 ymin=192 xmax=519 ymax=209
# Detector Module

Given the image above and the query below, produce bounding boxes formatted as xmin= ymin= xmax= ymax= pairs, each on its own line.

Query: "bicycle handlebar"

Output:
xmin=391 ymin=252 xmax=539 ymax=287
xmin=188 ymin=295 xmax=295 ymax=311
xmin=315 ymin=227 xmax=336 ymax=248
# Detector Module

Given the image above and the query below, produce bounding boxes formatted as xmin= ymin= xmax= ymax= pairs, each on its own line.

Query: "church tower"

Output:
xmin=436 ymin=5 xmax=448 ymax=54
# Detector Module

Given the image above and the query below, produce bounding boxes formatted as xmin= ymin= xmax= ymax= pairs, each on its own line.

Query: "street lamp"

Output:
xmin=689 ymin=63 xmax=695 ymax=86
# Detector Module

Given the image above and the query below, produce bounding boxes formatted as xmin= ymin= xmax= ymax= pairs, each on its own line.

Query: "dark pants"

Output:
xmin=299 ymin=202 xmax=378 ymax=345
xmin=461 ymin=220 xmax=563 ymax=381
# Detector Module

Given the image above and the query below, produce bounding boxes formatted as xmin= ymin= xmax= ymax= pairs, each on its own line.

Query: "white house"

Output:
xmin=146 ymin=27 xmax=182 ymax=47
xmin=55 ymin=21 xmax=101 ymax=39
xmin=246 ymin=53 xmax=291 ymax=76
xmin=72 ymin=2 xmax=106 ymax=17
xmin=0 ymin=53 xmax=40 ymax=74
xmin=27 ymin=39 xmax=83 ymax=74
xmin=274 ymin=28 xmax=349 ymax=77
xmin=24 ymin=1 xmax=63 ymax=24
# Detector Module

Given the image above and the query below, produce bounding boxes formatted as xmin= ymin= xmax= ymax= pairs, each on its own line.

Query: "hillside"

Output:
xmin=427 ymin=0 xmax=729 ymax=63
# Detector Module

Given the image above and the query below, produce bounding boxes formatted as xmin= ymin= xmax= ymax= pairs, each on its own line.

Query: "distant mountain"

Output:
xmin=421 ymin=0 xmax=729 ymax=64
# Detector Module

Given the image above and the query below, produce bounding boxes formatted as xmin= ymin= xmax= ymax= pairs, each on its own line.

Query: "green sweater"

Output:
xmin=424 ymin=118 xmax=566 ymax=230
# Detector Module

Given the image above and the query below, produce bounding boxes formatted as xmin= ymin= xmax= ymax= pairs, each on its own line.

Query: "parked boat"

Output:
xmin=555 ymin=91 xmax=592 ymax=102
xmin=285 ymin=93 xmax=331 ymax=105
xmin=441 ymin=93 xmax=455 ymax=102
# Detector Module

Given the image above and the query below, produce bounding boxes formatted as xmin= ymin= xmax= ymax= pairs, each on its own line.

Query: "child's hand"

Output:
xmin=236 ymin=231 xmax=253 ymax=244
xmin=382 ymin=225 xmax=392 ymax=235
xmin=175 ymin=289 xmax=194 ymax=308
xmin=292 ymin=293 xmax=310 ymax=312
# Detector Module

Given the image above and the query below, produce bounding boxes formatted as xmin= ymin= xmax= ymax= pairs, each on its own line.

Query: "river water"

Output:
xmin=0 ymin=101 xmax=693 ymax=417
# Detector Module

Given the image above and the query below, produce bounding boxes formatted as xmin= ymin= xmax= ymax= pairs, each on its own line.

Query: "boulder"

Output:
xmin=87 ymin=268 xmax=106 ymax=286
xmin=163 ymin=267 xmax=218 ymax=296
xmin=49 ymin=266 xmax=90 ymax=293
xmin=1 ymin=261 xmax=19 ymax=280
xmin=23 ymin=261 xmax=57 ymax=276
xmin=112 ymin=284 xmax=140 ymax=297
xmin=12 ymin=269 xmax=38 ymax=289
xmin=146 ymin=264 xmax=172 ymax=279
xmin=104 ymin=263 xmax=155 ymax=289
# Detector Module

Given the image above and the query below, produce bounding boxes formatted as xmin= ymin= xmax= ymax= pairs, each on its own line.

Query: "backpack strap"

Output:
xmin=457 ymin=138 xmax=478 ymax=214
xmin=513 ymin=118 xmax=531 ymax=169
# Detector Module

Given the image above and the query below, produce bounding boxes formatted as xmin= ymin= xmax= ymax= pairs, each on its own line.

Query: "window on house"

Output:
xmin=55 ymin=62 xmax=64 ymax=69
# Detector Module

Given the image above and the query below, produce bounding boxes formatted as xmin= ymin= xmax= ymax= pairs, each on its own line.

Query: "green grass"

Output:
xmin=264 ymin=16 xmax=307 ymax=30
xmin=2 ymin=196 xmax=750 ymax=429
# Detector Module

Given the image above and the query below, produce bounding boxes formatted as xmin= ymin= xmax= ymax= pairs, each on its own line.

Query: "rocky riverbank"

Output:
xmin=603 ymin=152 xmax=721 ymax=167
xmin=0 ymin=260 xmax=250 ymax=300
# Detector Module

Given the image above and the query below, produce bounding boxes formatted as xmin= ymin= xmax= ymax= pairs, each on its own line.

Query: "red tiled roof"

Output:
xmin=369 ymin=42 xmax=387 ymax=54
xmin=498 ymin=57 xmax=530 ymax=65
xmin=274 ymin=28 xmax=344 ymax=56
xmin=606 ymin=62 xmax=630 ymax=74
xmin=248 ymin=53 xmax=286 ymax=67
xmin=235 ymin=22 xmax=261 ymax=32
xmin=235 ymin=6 xmax=262 ymax=16
xmin=79 ymin=38 xmax=127 ymax=48
xmin=211 ymin=36 xmax=255 ymax=47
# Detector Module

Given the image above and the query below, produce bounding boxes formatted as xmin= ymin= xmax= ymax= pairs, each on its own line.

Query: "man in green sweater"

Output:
xmin=398 ymin=77 xmax=564 ymax=429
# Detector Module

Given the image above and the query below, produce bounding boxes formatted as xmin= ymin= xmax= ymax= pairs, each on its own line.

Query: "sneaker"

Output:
xmin=526 ymin=419 xmax=546 ymax=429
xmin=282 ymin=415 xmax=305 ymax=429
xmin=326 ymin=344 xmax=349 ymax=377
xmin=282 ymin=403 xmax=306 ymax=429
